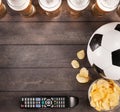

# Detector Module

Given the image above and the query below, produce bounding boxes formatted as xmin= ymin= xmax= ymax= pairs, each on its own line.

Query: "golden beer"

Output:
xmin=7 ymin=0 xmax=36 ymax=17
xmin=67 ymin=0 xmax=90 ymax=16
xmin=92 ymin=0 xmax=120 ymax=16
xmin=117 ymin=5 xmax=120 ymax=17
xmin=20 ymin=2 xmax=36 ymax=17
xmin=0 ymin=0 xmax=7 ymax=18
xmin=38 ymin=0 xmax=62 ymax=17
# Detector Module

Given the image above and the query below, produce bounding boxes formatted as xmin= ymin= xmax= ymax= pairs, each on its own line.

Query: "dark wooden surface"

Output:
xmin=0 ymin=0 xmax=120 ymax=112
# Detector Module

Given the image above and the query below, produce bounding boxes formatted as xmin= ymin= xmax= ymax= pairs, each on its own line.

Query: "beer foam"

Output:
xmin=7 ymin=0 xmax=30 ymax=11
xmin=97 ymin=0 xmax=120 ymax=11
xmin=38 ymin=0 xmax=62 ymax=12
xmin=67 ymin=0 xmax=90 ymax=11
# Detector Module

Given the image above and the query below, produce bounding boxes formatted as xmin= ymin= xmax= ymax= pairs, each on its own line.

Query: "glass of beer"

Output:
xmin=117 ymin=5 xmax=120 ymax=17
xmin=38 ymin=0 xmax=62 ymax=17
xmin=67 ymin=0 xmax=90 ymax=16
xmin=7 ymin=0 xmax=36 ymax=17
xmin=92 ymin=0 xmax=120 ymax=16
xmin=0 ymin=0 xmax=7 ymax=18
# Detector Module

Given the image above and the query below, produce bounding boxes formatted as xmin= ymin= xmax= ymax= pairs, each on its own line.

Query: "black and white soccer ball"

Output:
xmin=87 ymin=22 xmax=120 ymax=80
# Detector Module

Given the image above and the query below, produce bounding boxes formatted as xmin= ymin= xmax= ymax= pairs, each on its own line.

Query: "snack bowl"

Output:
xmin=88 ymin=78 xmax=120 ymax=112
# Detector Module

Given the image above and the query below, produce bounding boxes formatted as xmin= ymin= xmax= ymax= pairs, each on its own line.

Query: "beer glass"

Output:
xmin=67 ymin=0 xmax=90 ymax=16
xmin=7 ymin=0 xmax=36 ymax=17
xmin=117 ymin=5 xmax=120 ymax=17
xmin=38 ymin=0 xmax=62 ymax=17
xmin=0 ymin=0 xmax=7 ymax=18
xmin=92 ymin=0 xmax=120 ymax=16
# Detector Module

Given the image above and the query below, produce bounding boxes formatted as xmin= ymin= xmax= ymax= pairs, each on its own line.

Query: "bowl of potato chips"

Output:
xmin=88 ymin=78 xmax=120 ymax=111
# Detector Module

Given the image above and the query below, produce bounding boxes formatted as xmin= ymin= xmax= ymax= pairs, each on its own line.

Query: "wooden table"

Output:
xmin=0 ymin=0 xmax=120 ymax=112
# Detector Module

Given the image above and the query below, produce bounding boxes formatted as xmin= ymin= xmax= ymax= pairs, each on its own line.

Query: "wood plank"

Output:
xmin=0 ymin=22 xmax=108 ymax=44
xmin=0 ymin=45 xmax=92 ymax=67
xmin=0 ymin=91 xmax=119 ymax=112
xmin=1 ymin=0 xmax=120 ymax=22
xmin=0 ymin=68 xmax=100 ymax=91
xmin=0 ymin=91 xmax=96 ymax=112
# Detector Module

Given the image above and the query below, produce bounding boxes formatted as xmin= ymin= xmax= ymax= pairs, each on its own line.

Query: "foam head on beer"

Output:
xmin=97 ymin=0 xmax=120 ymax=11
xmin=38 ymin=0 xmax=62 ymax=12
xmin=67 ymin=0 xmax=90 ymax=11
xmin=7 ymin=0 xmax=30 ymax=11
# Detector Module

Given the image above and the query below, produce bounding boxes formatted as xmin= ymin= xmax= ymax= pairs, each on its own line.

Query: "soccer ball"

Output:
xmin=87 ymin=22 xmax=120 ymax=80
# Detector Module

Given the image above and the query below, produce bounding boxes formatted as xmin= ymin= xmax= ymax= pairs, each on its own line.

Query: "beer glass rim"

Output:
xmin=97 ymin=0 xmax=120 ymax=11
xmin=38 ymin=0 xmax=62 ymax=12
xmin=67 ymin=0 xmax=90 ymax=11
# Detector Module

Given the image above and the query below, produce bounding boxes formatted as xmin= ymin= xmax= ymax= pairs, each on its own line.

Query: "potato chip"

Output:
xmin=71 ymin=60 xmax=80 ymax=69
xmin=96 ymin=79 xmax=110 ymax=88
xmin=89 ymin=79 xmax=120 ymax=111
xmin=90 ymin=100 xmax=96 ymax=108
xmin=76 ymin=74 xmax=89 ymax=83
xmin=95 ymin=107 xmax=101 ymax=111
xmin=77 ymin=50 xmax=85 ymax=60
xmin=102 ymin=101 xmax=110 ymax=111
xmin=79 ymin=67 xmax=89 ymax=78
xmin=92 ymin=90 xmax=104 ymax=102
xmin=90 ymin=83 xmax=97 ymax=93
xmin=76 ymin=67 xmax=90 ymax=83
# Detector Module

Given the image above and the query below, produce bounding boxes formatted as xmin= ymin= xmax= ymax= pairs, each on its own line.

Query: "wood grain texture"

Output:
xmin=0 ymin=92 xmax=119 ymax=112
xmin=0 ymin=22 xmax=108 ymax=44
xmin=0 ymin=45 xmax=91 ymax=67
xmin=0 ymin=68 xmax=100 ymax=91
xmin=0 ymin=92 xmax=89 ymax=112
xmin=0 ymin=0 xmax=120 ymax=112
xmin=1 ymin=0 xmax=120 ymax=22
